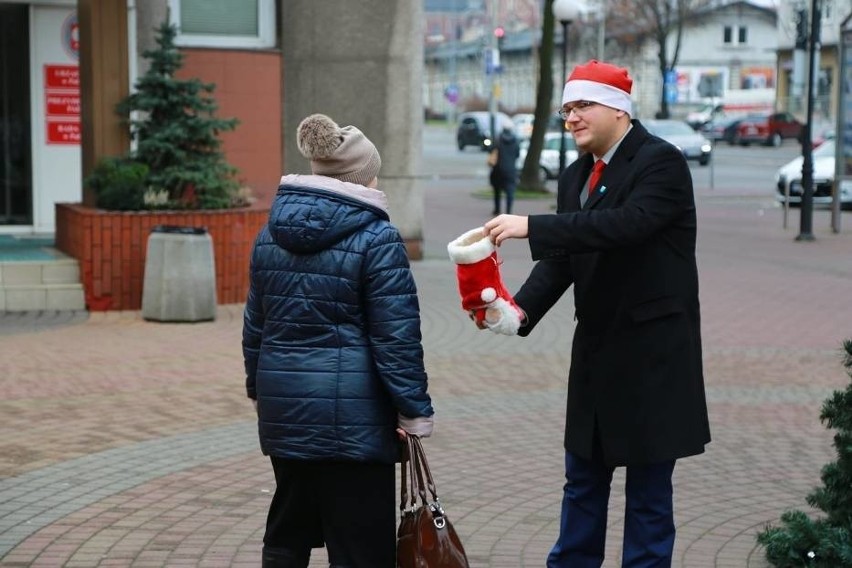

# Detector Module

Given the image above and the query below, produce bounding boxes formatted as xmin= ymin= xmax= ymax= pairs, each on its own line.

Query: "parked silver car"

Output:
xmin=645 ymin=119 xmax=712 ymax=165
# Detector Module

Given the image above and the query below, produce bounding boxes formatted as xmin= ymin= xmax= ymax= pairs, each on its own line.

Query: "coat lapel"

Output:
xmin=583 ymin=167 xmax=607 ymax=209
xmin=583 ymin=121 xmax=648 ymax=210
xmin=572 ymin=154 xmax=594 ymax=211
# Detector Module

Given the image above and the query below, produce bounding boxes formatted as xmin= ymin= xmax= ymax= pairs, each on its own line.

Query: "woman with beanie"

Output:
xmin=242 ymin=114 xmax=434 ymax=568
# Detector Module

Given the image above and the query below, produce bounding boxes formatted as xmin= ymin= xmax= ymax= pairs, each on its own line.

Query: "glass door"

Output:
xmin=0 ymin=4 xmax=32 ymax=226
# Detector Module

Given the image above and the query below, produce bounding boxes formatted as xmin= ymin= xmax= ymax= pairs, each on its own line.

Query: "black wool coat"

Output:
xmin=514 ymin=120 xmax=711 ymax=467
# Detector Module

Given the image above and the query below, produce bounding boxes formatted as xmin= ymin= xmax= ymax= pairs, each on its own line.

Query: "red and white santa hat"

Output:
xmin=562 ymin=60 xmax=633 ymax=116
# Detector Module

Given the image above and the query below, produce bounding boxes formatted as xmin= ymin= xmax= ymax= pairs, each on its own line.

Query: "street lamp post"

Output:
xmin=553 ymin=0 xmax=579 ymax=176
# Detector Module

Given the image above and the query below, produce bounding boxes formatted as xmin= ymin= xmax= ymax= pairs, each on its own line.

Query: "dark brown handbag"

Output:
xmin=396 ymin=435 xmax=470 ymax=568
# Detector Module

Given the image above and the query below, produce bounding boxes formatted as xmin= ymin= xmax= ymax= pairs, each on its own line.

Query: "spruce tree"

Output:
xmin=118 ymin=21 xmax=239 ymax=209
xmin=757 ymin=339 xmax=852 ymax=567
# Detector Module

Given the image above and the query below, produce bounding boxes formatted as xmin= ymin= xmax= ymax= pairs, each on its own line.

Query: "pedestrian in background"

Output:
xmin=243 ymin=113 xmax=434 ymax=568
xmin=489 ymin=124 xmax=520 ymax=215
xmin=481 ymin=60 xmax=711 ymax=567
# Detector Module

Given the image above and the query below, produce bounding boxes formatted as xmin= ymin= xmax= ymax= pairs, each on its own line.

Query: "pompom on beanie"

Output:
xmin=296 ymin=114 xmax=382 ymax=187
xmin=562 ymin=60 xmax=633 ymax=116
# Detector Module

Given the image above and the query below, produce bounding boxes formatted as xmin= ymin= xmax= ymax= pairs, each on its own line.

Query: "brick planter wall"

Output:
xmin=55 ymin=203 xmax=269 ymax=311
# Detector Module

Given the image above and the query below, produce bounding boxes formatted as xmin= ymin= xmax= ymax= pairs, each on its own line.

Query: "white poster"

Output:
xmin=674 ymin=67 xmax=730 ymax=103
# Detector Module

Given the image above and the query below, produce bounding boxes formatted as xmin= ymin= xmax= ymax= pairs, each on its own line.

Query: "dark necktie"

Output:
xmin=588 ymin=160 xmax=606 ymax=196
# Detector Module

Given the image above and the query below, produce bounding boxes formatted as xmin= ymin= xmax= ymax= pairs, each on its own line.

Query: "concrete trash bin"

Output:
xmin=142 ymin=225 xmax=217 ymax=322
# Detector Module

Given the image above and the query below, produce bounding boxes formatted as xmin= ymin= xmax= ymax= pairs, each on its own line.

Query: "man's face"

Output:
xmin=561 ymin=100 xmax=626 ymax=157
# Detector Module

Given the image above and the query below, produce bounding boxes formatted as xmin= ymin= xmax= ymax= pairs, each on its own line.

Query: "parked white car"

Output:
xmin=512 ymin=113 xmax=535 ymax=140
xmin=774 ymin=139 xmax=852 ymax=207
xmin=516 ymin=132 xmax=579 ymax=180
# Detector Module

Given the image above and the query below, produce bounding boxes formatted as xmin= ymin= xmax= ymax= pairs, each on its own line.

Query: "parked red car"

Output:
xmin=730 ymin=112 xmax=803 ymax=147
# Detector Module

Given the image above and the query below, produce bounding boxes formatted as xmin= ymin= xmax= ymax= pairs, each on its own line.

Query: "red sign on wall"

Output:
xmin=44 ymin=64 xmax=80 ymax=145
xmin=46 ymin=121 xmax=81 ymax=144
xmin=45 ymin=65 xmax=79 ymax=89
xmin=45 ymin=93 xmax=80 ymax=116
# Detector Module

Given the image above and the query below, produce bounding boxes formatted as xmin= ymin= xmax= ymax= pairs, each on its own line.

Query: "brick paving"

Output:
xmin=1 ymin=127 xmax=851 ymax=567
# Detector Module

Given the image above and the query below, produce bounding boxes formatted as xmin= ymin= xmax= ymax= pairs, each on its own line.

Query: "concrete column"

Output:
xmin=280 ymin=1 xmax=424 ymax=258
xmin=134 ymin=0 xmax=168 ymax=79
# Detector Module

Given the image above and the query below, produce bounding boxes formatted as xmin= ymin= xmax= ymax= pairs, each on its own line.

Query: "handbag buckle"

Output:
xmin=429 ymin=500 xmax=447 ymax=529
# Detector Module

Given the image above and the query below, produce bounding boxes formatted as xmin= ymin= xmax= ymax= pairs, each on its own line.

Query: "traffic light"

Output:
xmin=795 ymin=9 xmax=808 ymax=50
xmin=494 ymin=26 xmax=505 ymax=51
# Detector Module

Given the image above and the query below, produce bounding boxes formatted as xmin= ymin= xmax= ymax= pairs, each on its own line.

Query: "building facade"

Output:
xmin=1 ymin=0 xmax=424 ymax=259
xmin=775 ymin=0 xmax=851 ymax=121
xmin=0 ymin=0 xmax=282 ymax=234
xmin=1 ymin=0 xmax=83 ymax=233
xmin=626 ymin=1 xmax=779 ymax=119
xmin=424 ymin=1 xmax=778 ymax=121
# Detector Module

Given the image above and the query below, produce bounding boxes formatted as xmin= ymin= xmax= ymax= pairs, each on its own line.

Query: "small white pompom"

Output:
xmin=481 ymin=288 xmax=497 ymax=303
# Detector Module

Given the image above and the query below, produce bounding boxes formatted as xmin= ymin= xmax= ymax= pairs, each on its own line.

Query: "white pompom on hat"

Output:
xmin=296 ymin=114 xmax=381 ymax=187
xmin=562 ymin=60 xmax=634 ymax=116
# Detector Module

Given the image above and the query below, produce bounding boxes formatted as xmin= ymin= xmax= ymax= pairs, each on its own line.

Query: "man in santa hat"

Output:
xmin=480 ymin=60 xmax=711 ymax=567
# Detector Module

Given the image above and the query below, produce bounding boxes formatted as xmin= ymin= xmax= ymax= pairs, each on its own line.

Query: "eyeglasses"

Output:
xmin=559 ymin=101 xmax=597 ymax=120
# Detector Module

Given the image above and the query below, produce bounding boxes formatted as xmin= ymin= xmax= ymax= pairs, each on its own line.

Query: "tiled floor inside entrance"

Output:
xmin=0 ymin=235 xmax=62 ymax=261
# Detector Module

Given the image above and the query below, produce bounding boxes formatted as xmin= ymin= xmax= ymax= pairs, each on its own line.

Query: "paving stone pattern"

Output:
xmin=1 ymin=129 xmax=851 ymax=566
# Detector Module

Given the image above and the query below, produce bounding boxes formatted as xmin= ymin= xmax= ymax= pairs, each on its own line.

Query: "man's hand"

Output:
xmin=483 ymin=214 xmax=529 ymax=246
xmin=468 ymin=310 xmax=488 ymax=330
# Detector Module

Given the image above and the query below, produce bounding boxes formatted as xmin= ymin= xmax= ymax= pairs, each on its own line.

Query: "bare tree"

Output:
xmin=518 ymin=0 xmax=556 ymax=191
xmin=608 ymin=0 xmax=708 ymax=118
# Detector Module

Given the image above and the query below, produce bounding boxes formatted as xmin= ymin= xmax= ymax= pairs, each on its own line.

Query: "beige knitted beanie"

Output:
xmin=296 ymin=114 xmax=381 ymax=186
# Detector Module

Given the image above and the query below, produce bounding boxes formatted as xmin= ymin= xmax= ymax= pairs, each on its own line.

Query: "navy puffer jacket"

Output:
xmin=243 ymin=175 xmax=433 ymax=464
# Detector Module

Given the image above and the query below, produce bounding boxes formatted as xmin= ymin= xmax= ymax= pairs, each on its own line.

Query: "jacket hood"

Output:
xmin=499 ymin=129 xmax=516 ymax=142
xmin=269 ymin=174 xmax=390 ymax=254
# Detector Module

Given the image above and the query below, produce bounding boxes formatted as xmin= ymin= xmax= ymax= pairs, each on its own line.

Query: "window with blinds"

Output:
xmin=168 ymin=0 xmax=275 ymax=48
xmin=180 ymin=0 xmax=258 ymax=36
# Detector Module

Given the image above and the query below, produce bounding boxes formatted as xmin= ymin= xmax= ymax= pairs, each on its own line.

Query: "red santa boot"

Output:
xmin=447 ymin=227 xmax=524 ymax=336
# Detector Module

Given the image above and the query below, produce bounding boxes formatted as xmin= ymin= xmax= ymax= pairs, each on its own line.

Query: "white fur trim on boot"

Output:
xmin=483 ymin=297 xmax=522 ymax=336
xmin=447 ymin=227 xmax=495 ymax=264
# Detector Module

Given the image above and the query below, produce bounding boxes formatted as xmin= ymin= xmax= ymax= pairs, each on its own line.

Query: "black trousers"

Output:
xmin=263 ymin=457 xmax=396 ymax=568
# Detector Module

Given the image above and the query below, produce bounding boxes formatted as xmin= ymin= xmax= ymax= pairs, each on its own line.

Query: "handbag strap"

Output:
xmin=399 ymin=438 xmax=409 ymax=513
xmin=410 ymin=436 xmax=429 ymax=504
xmin=410 ymin=436 xmax=451 ymax=529
xmin=399 ymin=437 xmax=419 ymax=512
xmin=410 ymin=436 xmax=440 ymax=502
xmin=399 ymin=435 xmax=444 ymax=511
